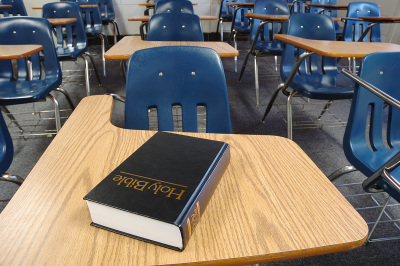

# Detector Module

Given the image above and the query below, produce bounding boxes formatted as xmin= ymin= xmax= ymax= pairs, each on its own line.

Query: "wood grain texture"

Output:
xmin=128 ymin=15 xmax=217 ymax=22
xmin=244 ymin=14 xmax=289 ymax=20
xmin=47 ymin=18 xmax=77 ymax=25
xmin=274 ymin=34 xmax=400 ymax=58
xmin=0 ymin=95 xmax=367 ymax=265
xmin=104 ymin=36 xmax=239 ymax=60
xmin=0 ymin=45 xmax=43 ymax=60
xmin=358 ymin=16 xmax=400 ymax=22
xmin=305 ymin=3 xmax=348 ymax=9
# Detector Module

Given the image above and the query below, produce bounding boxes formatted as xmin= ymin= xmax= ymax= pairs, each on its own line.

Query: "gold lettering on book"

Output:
xmin=112 ymin=173 xmax=186 ymax=200
xmin=187 ymin=201 xmax=201 ymax=237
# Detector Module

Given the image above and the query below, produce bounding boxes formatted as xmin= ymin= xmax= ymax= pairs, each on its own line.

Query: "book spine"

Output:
xmin=179 ymin=144 xmax=230 ymax=250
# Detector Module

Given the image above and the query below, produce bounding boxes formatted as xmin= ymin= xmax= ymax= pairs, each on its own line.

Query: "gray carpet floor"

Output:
xmin=1 ymin=38 xmax=400 ymax=265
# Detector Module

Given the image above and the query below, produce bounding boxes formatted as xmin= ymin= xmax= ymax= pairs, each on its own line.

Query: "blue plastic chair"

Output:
xmin=123 ymin=46 xmax=232 ymax=133
xmin=146 ymin=13 xmax=204 ymax=41
xmin=0 ymin=111 xmax=23 ymax=186
xmin=308 ymin=0 xmax=342 ymax=37
xmin=0 ymin=17 xmax=72 ymax=133
xmin=334 ymin=52 xmax=400 ymax=243
xmin=0 ymin=0 xmax=27 ymax=17
xmin=155 ymin=0 xmax=194 ymax=14
xmin=343 ymin=1 xmax=381 ymax=42
xmin=261 ymin=13 xmax=355 ymax=139
xmin=342 ymin=2 xmax=381 ymax=74
xmin=230 ymin=0 xmax=255 ymax=71
xmin=216 ymin=0 xmax=236 ymax=41
xmin=67 ymin=0 xmax=107 ymax=77
xmin=98 ymin=0 xmax=120 ymax=44
xmin=42 ymin=2 xmax=101 ymax=96
xmin=238 ymin=0 xmax=289 ymax=106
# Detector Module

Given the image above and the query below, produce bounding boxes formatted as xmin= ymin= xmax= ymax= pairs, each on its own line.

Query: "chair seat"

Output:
xmin=56 ymin=45 xmax=87 ymax=60
xmin=291 ymin=73 xmax=355 ymax=100
xmin=255 ymin=42 xmax=283 ymax=55
xmin=85 ymin=25 xmax=103 ymax=36
xmin=233 ymin=25 xmax=250 ymax=33
xmin=221 ymin=13 xmax=233 ymax=20
xmin=0 ymin=79 xmax=60 ymax=105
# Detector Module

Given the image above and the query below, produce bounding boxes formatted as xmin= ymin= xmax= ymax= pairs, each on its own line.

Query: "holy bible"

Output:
xmin=84 ymin=131 xmax=230 ymax=251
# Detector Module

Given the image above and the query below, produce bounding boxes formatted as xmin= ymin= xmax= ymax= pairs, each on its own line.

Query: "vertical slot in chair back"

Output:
xmin=42 ymin=2 xmax=88 ymax=59
xmin=0 ymin=0 xmax=27 ymax=17
xmin=344 ymin=52 xmax=400 ymax=178
xmin=0 ymin=17 xmax=61 ymax=92
xmin=124 ymin=46 xmax=232 ymax=134
xmin=282 ymin=13 xmax=338 ymax=83
xmin=343 ymin=1 xmax=381 ymax=42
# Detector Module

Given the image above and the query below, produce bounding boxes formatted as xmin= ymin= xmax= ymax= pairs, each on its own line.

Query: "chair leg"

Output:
xmin=46 ymin=94 xmax=61 ymax=133
xmin=81 ymin=54 xmax=91 ymax=96
xmin=111 ymin=20 xmax=119 ymax=44
xmin=254 ymin=53 xmax=259 ymax=107
xmin=287 ymin=90 xmax=297 ymax=140
xmin=98 ymin=33 xmax=106 ymax=77
xmin=120 ymin=60 xmax=126 ymax=82
xmin=316 ymin=100 xmax=333 ymax=120
xmin=55 ymin=87 xmax=75 ymax=110
xmin=233 ymin=31 xmax=237 ymax=73
xmin=84 ymin=52 xmax=102 ymax=86
xmin=327 ymin=165 xmax=357 ymax=181
xmin=366 ymin=195 xmax=391 ymax=244
xmin=260 ymin=83 xmax=285 ymax=123
xmin=274 ymin=56 xmax=278 ymax=72
xmin=220 ymin=19 xmax=223 ymax=42
xmin=0 ymin=106 xmax=23 ymax=132
xmin=0 ymin=173 xmax=24 ymax=185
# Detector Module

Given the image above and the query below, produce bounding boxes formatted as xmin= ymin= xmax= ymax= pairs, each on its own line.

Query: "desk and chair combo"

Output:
xmin=2 ymin=0 xmax=400 ymax=264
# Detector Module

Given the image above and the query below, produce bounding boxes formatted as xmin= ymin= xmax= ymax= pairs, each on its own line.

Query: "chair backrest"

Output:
xmin=280 ymin=13 xmax=337 ymax=82
xmin=146 ymin=13 xmax=204 ymax=41
xmin=344 ymin=52 xmax=400 ymax=178
xmin=67 ymin=0 xmax=103 ymax=35
xmin=124 ymin=46 xmax=232 ymax=133
xmin=232 ymin=0 xmax=255 ymax=32
xmin=98 ymin=0 xmax=115 ymax=21
xmin=308 ymin=0 xmax=340 ymax=31
xmin=218 ymin=0 xmax=236 ymax=19
xmin=250 ymin=0 xmax=289 ymax=45
xmin=0 ymin=111 xmax=13 ymax=176
xmin=0 ymin=17 xmax=61 ymax=88
xmin=343 ymin=1 xmax=381 ymax=42
xmin=287 ymin=0 xmax=309 ymax=14
xmin=155 ymin=0 xmax=194 ymax=14
xmin=42 ymin=2 xmax=88 ymax=59
xmin=0 ymin=0 xmax=27 ymax=17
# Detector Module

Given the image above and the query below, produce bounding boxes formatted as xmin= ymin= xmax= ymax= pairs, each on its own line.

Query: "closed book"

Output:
xmin=84 ymin=131 xmax=230 ymax=251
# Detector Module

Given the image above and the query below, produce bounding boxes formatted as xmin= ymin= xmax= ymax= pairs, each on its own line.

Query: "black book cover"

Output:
xmin=84 ymin=131 xmax=230 ymax=251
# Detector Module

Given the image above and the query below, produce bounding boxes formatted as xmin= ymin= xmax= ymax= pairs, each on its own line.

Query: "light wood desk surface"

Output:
xmin=358 ymin=16 xmax=400 ymax=22
xmin=274 ymin=34 xmax=400 ymax=58
xmin=0 ymin=4 xmax=12 ymax=8
xmin=128 ymin=15 xmax=218 ymax=21
xmin=104 ymin=36 xmax=239 ymax=60
xmin=47 ymin=18 xmax=77 ymax=25
xmin=0 ymin=45 xmax=43 ymax=60
xmin=33 ymin=5 xmax=97 ymax=9
xmin=139 ymin=3 xmax=197 ymax=7
xmin=244 ymin=13 xmax=289 ymax=21
xmin=0 ymin=95 xmax=367 ymax=265
xmin=305 ymin=3 xmax=348 ymax=10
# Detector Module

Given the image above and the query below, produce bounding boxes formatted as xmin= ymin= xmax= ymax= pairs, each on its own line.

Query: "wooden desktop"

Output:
xmin=0 ymin=95 xmax=367 ymax=265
